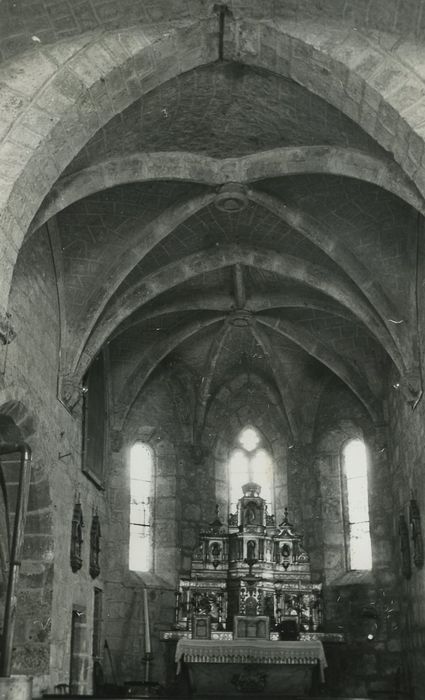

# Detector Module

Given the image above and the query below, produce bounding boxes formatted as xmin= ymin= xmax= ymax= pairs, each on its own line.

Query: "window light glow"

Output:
xmin=344 ymin=439 xmax=372 ymax=570
xmin=229 ymin=449 xmax=249 ymax=508
xmin=229 ymin=428 xmax=273 ymax=511
xmin=250 ymin=449 xmax=273 ymax=504
xmin=239 ymin=427 xmax=260 ymax=452
xmin=129 ymin=443 xmax=152 ymax=572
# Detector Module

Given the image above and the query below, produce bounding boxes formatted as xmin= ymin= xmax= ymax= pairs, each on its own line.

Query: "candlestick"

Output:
xmin=143 ymin=588 xmax=151 ymax=654
xmin=174 ymin=591 xmax=180 ymax=626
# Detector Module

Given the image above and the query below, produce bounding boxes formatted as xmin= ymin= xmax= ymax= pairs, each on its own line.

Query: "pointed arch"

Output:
xmin=79 ymin=245 xmax=399 ymax=383
xmin=116 ymin=316 xmax=226 ymax=429
xmin=2 ymin=18 xmax=425 ymax=319
xmin=31 ymin=146 xmax=425 ymax=232
xmin=257 ymin=316 xmax=381 ymax=422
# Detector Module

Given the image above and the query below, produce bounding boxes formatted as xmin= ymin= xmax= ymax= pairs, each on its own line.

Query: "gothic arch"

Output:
xmin=1 ymin=18 xmax=425 ymax=317
xmin=210 ymin=378 xmax=289 ymax=522
xmin=79 ymin=245 xmax=395 ymax=382
xmin=31 ymin=146 xmax=424 ymax=232
xmin=115 ymin=316 xmax=226 ymax=429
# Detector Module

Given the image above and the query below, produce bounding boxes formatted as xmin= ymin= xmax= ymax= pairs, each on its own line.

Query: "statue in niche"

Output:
xmin=198 ymin=595 xmax=211 ymax=615
xmin=244 ymin=502 xmax=257 ymax=525
xmin=247 ymin=540 xmax=256 ymax=562
xmin=210 ymin=541 xmax=222 ymax=568
xmin=210 ymin=542 xmax=221 ymax=558
xmin=281 ymin=543 xmax=291 ymax=559
xmin=245 ymin=595 xmax=258 ymax=616
xmin=265 ymin=540 xmax=273 ymax=562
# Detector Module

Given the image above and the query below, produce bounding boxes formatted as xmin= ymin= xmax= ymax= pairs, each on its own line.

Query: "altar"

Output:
xmin=163 ymin=481 xmax=328 ymax=696
xmin=175 ymin=638 xmax=327 ymax=696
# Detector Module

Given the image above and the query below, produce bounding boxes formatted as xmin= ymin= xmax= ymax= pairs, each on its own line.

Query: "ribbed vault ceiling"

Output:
xmin=31 ymin=59 xmax=425 ymax=442
xmin=65 ymin=63 xmax=380 ymax=173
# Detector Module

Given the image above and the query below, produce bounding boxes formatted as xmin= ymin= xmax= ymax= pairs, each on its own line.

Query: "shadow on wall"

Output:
xmin=0 ymin=406 xmax=34 ymax=597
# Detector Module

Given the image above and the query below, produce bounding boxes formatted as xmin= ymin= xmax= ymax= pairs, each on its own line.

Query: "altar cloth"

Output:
xmin=175 ymin=638 xmax=327 ymax=682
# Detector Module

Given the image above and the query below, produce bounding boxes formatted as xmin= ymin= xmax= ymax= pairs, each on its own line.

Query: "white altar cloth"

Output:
xmin=175 ymin=638 xmax=327 ymax=682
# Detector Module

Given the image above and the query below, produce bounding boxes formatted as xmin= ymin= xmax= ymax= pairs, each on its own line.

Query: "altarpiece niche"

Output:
xmin=174 ymin=481 xmax=322 ymax=638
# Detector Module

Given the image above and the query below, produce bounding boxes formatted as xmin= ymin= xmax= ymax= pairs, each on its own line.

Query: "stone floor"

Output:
xmin=42 ymin=687 xmax=409 ymax=699
xmin=41 ymin=695 xmax=405 ymax=700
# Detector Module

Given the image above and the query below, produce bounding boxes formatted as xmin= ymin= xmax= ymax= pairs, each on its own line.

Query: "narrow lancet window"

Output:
xmin=343 ymin=439 xmax=372 ymax=570
xmin=129 ymin=442 xmax=153 ymax=572
xmin=229 ymin=427 xmax=273 ymax=512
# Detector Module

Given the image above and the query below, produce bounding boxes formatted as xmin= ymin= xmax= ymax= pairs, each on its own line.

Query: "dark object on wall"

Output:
xmin=409 ymin=498 xmax=424 ymax=568
xmin=359 ymin=605 xmax=379 ymax=641
xmin=90 ymin=513 xmax=101 ymax=579
xmin=399 ymin=513 xmax=412 ymax=579
xmin=0 ymin=443 xmax=32 ymax=676
xmin=82 ymin=352 xmax=106 ymax=487
xmin=70 ymin=502 xmax=84 ymax=572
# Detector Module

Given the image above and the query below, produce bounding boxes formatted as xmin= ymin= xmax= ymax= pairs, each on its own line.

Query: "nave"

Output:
xmin=1 ymin=1 xmax=425 ymax=699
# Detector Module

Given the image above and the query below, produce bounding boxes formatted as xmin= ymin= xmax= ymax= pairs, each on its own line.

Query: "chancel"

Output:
xmin=174 ymin=482 xmax=321 ymax=634
xmin=168 ymin=478 xmax=326 ymax=695
xmin=1 ymin=2 xmax=425 ymax=700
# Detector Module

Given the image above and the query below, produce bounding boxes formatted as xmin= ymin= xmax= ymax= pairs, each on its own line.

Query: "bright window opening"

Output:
xmin=239 ymin=427 xmax=260 ymax=452
xmin=343 ymin=439 xmax=372 ymax=570
xmin=129 ymin=442 xmax=152 ymax=572
xmin=229 ymin=428 xmax=273 ymax=511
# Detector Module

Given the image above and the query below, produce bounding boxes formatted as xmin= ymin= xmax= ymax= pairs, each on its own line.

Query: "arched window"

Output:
xmin=229 ymin=427 xmax=273 ymax=511
xmin=129 ymin=443 xmax=153 ymax=572
xmin=342 ymin=439 xmax=372 ymax=570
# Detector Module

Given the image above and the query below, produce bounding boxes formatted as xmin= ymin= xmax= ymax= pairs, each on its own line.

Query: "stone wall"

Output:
xmin=2 ymin=0 xmax=425 ymax=65
xmin=387 ymin=367 xmax=425 ymax=699
xmin=2 ymin=230 xmax=416 ymax=699
xmin=104 ymin=368 xmax=192 ymax=686
xmin=0 ymin=226 xmax=108 ymax=697
xmin=312 ymin=378 xmax=402 ymax=698
xmin=102 ymin=367 xmax=292 ymax=688
xmin=102 ymin=364 xmax=410 ymax=696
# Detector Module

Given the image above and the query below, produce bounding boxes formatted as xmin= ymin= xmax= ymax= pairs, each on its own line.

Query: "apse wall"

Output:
xmin=103 ymin=366 xmax=291 ymax=688
xmin=208 ymin=373 xmax=289 ymax=525
xmin=104 ymin=366 xmax=192 ymax=686
xmin=1 ymin=227 xmax=108 ymax=696
xmin=312 ymin=379 xmax=401 ymax=697
xmin=104 ymin=357 xmax=409 ymax=696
